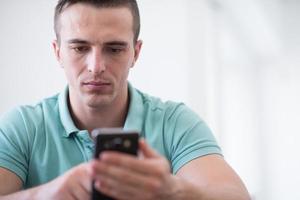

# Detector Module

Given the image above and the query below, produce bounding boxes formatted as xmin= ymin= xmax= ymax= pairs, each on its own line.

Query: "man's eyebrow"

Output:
xmin=105 ymin=41 xmax=128 ymax=47
xmin=67 ymin=39 xmax=89 ymax=44
xmin=66 ymin=39 xmax=128 ymax=47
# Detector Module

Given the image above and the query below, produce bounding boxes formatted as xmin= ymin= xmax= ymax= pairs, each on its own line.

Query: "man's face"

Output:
xmin=53 ymin=4 xmax=142 ymax=108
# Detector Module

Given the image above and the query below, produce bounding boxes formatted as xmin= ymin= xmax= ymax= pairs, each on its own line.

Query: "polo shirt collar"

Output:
xmin=124 ymin=83 xmax=145 ymax=136
xmin=58 ymin=83 xmax=145 ymax=137
xmin=58 ymin=86 xmax=79 ymax=137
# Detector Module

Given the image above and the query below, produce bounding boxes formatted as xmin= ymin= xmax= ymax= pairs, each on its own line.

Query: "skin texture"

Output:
xmin=0 ymin=168 xmax=22 ymax=195
xmin=0 ymin=4 xmax=251 ymax=200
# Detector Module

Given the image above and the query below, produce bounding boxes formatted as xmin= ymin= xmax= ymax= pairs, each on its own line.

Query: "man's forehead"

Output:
xmin=57 ymin=3 xmax=135 ymax=44
xmin=59 ymin=3 xmax=133 ymax=27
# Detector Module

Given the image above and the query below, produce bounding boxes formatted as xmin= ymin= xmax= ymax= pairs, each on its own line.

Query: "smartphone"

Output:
xmin=91 ymin=128 xmax=139 ymax=200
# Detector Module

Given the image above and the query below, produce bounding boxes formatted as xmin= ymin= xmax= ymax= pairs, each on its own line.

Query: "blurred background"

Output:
xmin=0 ymin=0 xmax=299 ymax=199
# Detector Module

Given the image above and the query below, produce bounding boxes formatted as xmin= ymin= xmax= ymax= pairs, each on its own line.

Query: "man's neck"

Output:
xmin=68 ymin=89 xmax=129 ymax=134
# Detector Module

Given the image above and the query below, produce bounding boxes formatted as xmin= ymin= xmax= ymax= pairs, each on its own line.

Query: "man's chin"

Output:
xmin=85 ymin=95 xmax=114 ymax=108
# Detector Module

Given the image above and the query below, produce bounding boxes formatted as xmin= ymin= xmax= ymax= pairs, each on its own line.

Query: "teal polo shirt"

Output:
xmin=0 ymin=83 xmax=221 ymax=189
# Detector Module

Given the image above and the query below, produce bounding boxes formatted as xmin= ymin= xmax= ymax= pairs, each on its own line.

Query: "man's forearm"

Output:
xmin=170 ymin=176 xmax=250 ymax=200
xmin=0 ymin=185 xmax=43 ymax=200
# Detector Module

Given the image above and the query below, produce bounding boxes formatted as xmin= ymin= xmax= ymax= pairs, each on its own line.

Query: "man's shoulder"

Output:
xmin=134 ymin=88 xmax=197 ymax=120
xmin=137 ymin=89 xmax=179 ymax=109
xmin=0 ymin=93 xmax=60 ymax=130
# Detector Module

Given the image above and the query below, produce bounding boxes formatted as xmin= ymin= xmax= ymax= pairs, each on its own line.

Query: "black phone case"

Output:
xmin=91 ymin=130 xmax=139 ymax=200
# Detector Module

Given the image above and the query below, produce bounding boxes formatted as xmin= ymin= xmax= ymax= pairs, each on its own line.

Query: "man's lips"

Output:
xmin=83 ymin=81 xmax=110 ymax=86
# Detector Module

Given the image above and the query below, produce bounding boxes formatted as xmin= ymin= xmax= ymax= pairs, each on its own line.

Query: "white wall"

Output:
xmin=212 ymin=0 xmax=300 ymax=199
xmin=1 ymin=1 xmax=300 ymax=200
xmin=129 ymin=0 xmax=190 ymax=103
xmin=0 ymin=1 xmax=65 ymax=112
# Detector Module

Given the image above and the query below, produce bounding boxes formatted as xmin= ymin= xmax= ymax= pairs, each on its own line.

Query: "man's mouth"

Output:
xmin=83 ymin=81 xmax=110 ymax=86
xmin=82 ymin=80 xmax=112 ymax=92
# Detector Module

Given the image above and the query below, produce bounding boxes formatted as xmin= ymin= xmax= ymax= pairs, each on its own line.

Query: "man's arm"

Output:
xmin=0 ymin=142 xmax=250 ymax=200
xmin=0 ymin=163 xmax=92 ymax=200
xmin=0 ymin=168 xmax=22 ymax=196
xmin=0 ymin=168 xmax=38 ymax=200
xmin=91 ymin=139 xmax=251 ymax=200
xmin=175 ymin=154 xmax=250 ymax=200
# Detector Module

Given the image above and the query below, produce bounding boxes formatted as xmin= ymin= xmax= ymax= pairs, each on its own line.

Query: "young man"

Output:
xmin=0 ymin=0 xmax=250 ymax=199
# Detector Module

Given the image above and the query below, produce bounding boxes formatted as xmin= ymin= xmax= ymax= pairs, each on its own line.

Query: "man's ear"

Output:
xmin=132 ymin=40 xmax=143 ymax=67
xmin=52 ymin=40 xmax=63 ymax=67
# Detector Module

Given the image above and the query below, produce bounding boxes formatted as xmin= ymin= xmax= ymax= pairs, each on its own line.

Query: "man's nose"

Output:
xmin=87 ymin=49 xmax=106 ymax=74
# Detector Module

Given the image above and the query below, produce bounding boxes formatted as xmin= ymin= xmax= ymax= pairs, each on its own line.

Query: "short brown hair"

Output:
xmin=54 ymin=0 xmax=140 ymax=44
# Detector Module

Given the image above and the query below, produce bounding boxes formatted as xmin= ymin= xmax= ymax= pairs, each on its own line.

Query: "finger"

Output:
xmin=92 ymin=159 xmax=147 ymax=186
xmin=139 ymin=139 xmax=160 ymax=158
xmin=94 ymin=175 xmax=143 ymax=200
xmin=94 ymin=170 xmax=158 ymax=200
xmin=99 ymin=152 xmax=156 ymax=176
xmin=71 ymin=182 xmax=90 ymax=200
xmin=80 ymin=163 xmax=93 ymax=192
xmin=93 ymin=160 xmax=165 ymax=197
xmin=69 ymin=163 xmax=92 ymax=199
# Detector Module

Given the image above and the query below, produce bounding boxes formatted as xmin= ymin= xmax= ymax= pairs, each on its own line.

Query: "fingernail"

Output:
xmin=95 ymin=180 xmax=102 ymax=190
xmin=99 ymin=153 xmax=108 ymax=160
xmin=99 ymin=153 xmax=104 ymax=160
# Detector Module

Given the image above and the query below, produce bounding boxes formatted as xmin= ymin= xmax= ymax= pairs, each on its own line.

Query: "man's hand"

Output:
xmin=91 ymin=139 xmax=179 ymax=200
xmin=0 ymin=162 xmax=93 ymax=200
xmin=34 ymin=163 xmax=92 ymax=200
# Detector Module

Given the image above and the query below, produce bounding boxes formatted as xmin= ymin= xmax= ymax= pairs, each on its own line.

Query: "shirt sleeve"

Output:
xmin=0 ymin=108 xmax=31 ymax=184
xmin=165 ymin=104 xmax=222 ymax=174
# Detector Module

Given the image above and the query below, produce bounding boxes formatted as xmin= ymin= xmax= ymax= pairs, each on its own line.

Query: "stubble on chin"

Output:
xmin=84 ymin=90 xmax=117 ymax=109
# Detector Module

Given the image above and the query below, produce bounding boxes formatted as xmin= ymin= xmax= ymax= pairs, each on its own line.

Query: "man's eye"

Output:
xmin=111 ymin=48 xmax=122 ymax=53
xmin=72 ymin=46 xmax=90 ymax=53
xmin=107 ymin=47 xmax=124 ymax=54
